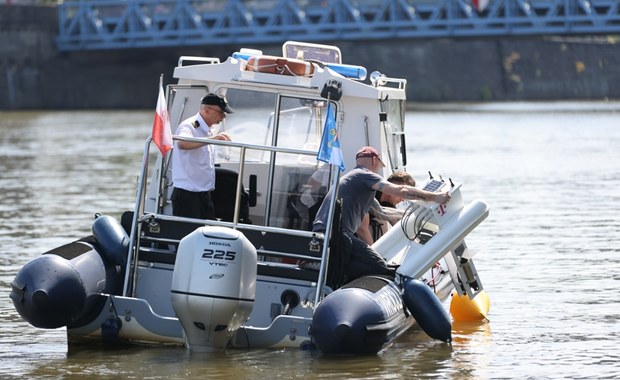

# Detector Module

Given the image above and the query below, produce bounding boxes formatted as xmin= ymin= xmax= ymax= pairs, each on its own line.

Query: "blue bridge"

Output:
xmin=57 ymin=0 xmax=620 ymax=51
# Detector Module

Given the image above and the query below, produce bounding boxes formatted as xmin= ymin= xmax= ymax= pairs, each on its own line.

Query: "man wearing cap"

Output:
xmin=171 ymin=93 xmax=234 ymax=219
xmin=312 ymin=146 xmax=451 ymax=284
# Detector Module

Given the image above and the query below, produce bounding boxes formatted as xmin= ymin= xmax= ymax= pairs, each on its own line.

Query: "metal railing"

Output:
xmin=56 ymin=0 xmax=620 ymax=51
xmin=123 ymin=135 xmax=336 ymax=303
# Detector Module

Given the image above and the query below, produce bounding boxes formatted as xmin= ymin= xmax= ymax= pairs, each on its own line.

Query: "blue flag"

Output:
xmin=317 ymin=103 xmax=345 ymax=172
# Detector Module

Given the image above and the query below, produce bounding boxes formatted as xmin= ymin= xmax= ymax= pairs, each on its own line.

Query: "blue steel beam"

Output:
xmin=56 ymin=0 xmax=620 ymax=51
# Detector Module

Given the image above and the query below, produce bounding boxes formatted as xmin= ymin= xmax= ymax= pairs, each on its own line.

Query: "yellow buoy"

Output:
xmin=450 ymin=289 xmax=490 ymax=322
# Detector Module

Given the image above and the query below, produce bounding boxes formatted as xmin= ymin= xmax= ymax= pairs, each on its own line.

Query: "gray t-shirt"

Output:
xmin=312 ymin=166 xmax=382 ymax=235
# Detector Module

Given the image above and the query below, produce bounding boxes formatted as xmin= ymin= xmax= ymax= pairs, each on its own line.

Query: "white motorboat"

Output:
xmin=11 ymin=41 xmax=490 ymax=355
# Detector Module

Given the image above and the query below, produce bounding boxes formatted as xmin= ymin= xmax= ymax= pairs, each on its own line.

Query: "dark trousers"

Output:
xmin=344 ymin=231 xmax=394 ymax=280
xmin=323 ymin=228 xmax=394 ymax=289
xmin=171 ymin=187 xmax=215 ymax=220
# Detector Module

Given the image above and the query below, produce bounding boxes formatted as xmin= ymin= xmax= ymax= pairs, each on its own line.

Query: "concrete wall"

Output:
xmin=1 ymin=5 xmax=619 ymax=110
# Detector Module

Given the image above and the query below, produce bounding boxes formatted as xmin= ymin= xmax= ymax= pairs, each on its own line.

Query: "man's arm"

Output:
xmin=356 ymin=213 xmax=375 ymax=245
xmin=370 ymin=198 xmax=404 ymax=224
xmin=176 ymin=132 xmax=231 ymax=150
xmin=372 ymin=180 xmax=451 ymax=204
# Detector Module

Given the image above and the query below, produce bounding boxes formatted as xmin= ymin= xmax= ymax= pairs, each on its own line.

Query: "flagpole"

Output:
xmin=156 ymin=73 xmax=169 ymax=213
xmin=314 ymin=93 xmax=342 ymax=306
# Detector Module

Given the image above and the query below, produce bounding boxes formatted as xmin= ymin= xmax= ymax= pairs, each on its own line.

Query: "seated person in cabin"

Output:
xmin=359 ymin=171 xmax=416 ymax=243
xmin=300 ymin=163 xmax=330 ymax=226
xmin=171 ymin=93 xmax=234 ymax=219
xmin=312 ymin=146 xmax=451 ymax=284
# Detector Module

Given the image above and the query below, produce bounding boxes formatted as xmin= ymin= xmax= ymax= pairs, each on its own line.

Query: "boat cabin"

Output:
xmin=146 ymin=42 xmax=409 ymax=231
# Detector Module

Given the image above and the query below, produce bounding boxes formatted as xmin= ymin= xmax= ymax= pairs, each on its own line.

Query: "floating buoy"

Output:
xmin=449 ymin=290 xmax=490 ymax=322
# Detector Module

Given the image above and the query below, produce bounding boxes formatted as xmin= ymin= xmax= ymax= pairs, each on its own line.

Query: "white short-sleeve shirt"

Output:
xmin=171 ymin=113 xmax=216 ymax=192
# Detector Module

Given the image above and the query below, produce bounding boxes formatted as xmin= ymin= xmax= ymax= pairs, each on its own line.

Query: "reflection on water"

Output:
xmin=1 ymin=104 xmax=619 ymax=379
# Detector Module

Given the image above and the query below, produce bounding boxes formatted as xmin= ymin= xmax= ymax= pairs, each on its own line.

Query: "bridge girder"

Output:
xmin=56 ymin=0 xmax=620 ymax=51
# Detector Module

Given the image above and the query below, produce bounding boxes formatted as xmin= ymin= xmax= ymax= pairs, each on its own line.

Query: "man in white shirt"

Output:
xmin=171 ymin=93 xmax=234 ymax=219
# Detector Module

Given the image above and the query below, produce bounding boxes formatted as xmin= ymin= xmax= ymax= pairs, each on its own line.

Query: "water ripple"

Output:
xmin=1 ymin=106 xmax=619 ymax=378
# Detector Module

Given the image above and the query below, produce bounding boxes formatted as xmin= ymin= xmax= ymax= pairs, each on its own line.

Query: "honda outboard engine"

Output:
xmin=171 ymin=226 xmax=257 ymax=351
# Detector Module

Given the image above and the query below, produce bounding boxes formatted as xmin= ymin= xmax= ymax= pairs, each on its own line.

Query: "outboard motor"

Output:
xmin=171 ymin=226 xmax=257 ymax=351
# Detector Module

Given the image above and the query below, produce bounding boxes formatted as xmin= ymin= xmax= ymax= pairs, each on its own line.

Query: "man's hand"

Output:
xmin=212 ymin=132 xmax=231 ymax=141
xmin=433 ymin=191 xmax=451 ymax=204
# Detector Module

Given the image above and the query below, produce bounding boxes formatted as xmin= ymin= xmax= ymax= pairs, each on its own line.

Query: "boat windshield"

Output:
xmin=166 ymin=86 xmax=334 ymax=229
xmin=215 ymin=88 xmax=327 ymax=165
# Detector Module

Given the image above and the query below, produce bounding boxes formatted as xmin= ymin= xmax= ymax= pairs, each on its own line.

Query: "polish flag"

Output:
xmin=472 ymin=0 xmax=489 ymax=12
xmin=152 ymin=83 xmax=173 ymax=155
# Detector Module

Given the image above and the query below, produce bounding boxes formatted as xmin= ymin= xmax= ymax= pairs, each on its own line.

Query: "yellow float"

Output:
xmin=450 ymin=290 xmax=490 ymax=321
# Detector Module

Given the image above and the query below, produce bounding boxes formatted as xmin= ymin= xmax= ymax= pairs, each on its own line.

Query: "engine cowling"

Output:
xmin=170 ymin=226 xmax=257 ymax=351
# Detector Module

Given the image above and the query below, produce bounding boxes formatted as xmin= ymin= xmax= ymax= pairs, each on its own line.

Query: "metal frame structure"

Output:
xmin=56 ymin=0 xmax=620 ymax=51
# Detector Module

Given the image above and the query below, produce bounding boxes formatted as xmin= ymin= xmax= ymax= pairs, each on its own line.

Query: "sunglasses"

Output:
xmin=207 ymin=106 xmax=226 ymax=116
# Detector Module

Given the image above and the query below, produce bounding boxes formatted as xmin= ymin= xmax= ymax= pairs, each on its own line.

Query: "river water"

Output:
xmin=1 ymin=103 xmax=619 ymax=379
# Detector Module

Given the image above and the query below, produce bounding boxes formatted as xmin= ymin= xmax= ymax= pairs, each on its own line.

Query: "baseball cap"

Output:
xmin=356 ymin=146 xmax=382 ymax=159
xmin=201 ymin=93 xmax=234 ymax=114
